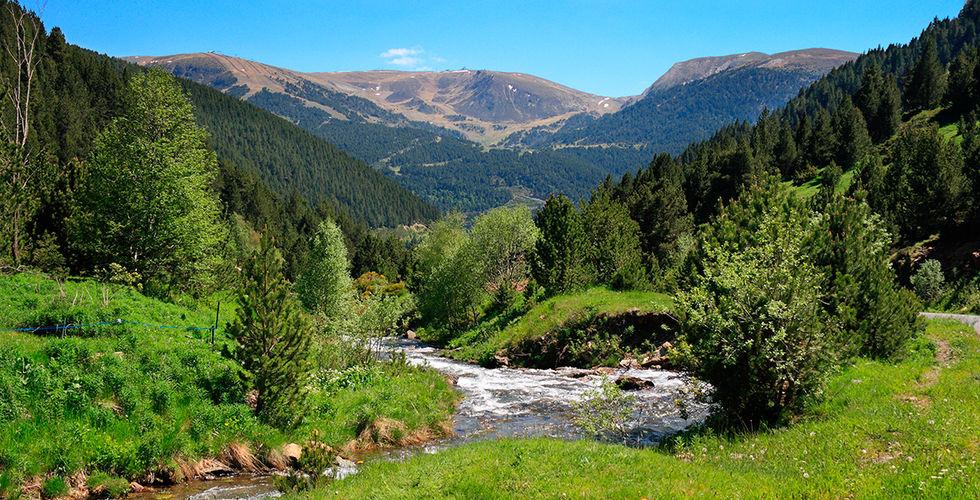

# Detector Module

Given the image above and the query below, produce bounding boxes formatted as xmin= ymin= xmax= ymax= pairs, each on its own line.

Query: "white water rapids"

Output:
xmin=146 ymin=338 xmax=711 ymax=499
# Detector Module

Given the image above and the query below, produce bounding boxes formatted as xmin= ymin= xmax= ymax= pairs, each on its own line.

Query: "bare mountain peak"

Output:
xmin=646 ymin=48 xmax=858 ymax=94
xmin=130 ymin=53 xmax=627 ymax=143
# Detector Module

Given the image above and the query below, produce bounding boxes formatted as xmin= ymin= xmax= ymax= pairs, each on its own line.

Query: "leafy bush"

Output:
xmin=680 ymin=207 xmax=834 ymax=426
xmin=911 ymin=259 xmax=946 ymax=304
xmin=572 ymin=377 xmax=637 ymax=439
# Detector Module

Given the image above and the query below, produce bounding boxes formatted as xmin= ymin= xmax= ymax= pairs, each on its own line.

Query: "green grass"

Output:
xmin=0 ymin=273 xmax=458 ymax=496
xmin=0 ymin=271 xmax=226 ymax=333
xmin=440 ymin=288 xmax=673 ymax=365
xmin=789 ymin=167 xmax=855 ymax=198
xmin=315 ymin=320 xmax=980 ymax=498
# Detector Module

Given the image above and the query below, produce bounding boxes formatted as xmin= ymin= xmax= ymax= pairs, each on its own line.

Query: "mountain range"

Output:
xmin=129 ymin=48 xmax=857 ymax=212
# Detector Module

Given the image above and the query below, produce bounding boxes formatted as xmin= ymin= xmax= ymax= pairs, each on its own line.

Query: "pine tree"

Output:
xmin=808 ymin=107 xmax=836 ymax=167
xmin=69 ymin=69 xmax=226 ymax=294
xmin=228 ymin=234 xmax=313 ymax=430
xmin=296 ymin=219 xmax=354 ymax=321
xmin=531 ymin=194 xmax=592 ymax=295
xmin=946 ymin=48 xmax=978 ymax=115
xmin=623 ymin=154 xmax=693 ymax=271
xmin=904 ymin=38 xmax=948 ymax=112
xmin=856 ymin=62 xmax=902 ymax=143
xmin=774 ymin=122 xmax=800 ymax=178
xmin=833 ymin=98 xmax=872 ymax=168
xmin=886 ymin=125 xmax=969 ymax=241
xmin=582 ymin=188 xmax=647 ymax=290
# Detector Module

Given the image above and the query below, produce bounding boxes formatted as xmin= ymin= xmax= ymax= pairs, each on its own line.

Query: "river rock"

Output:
xmin=618 ymin=355 xmax=641 ymax=369
xmin=614 ymin=375 xmax=654 ymax=391
xmin=594 ymin=366 xmax=618 ymax=376
xmin=282 ymin=443 xmax=302 ymax=463
xmin=493 ymin=353 xmax=511 ymax=367
xmin=557 ymin=367 xmax=595 ymax=378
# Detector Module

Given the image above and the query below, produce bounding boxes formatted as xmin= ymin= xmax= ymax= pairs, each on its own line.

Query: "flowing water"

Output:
xmin=139 ymin=338 xmax=710 ymax=499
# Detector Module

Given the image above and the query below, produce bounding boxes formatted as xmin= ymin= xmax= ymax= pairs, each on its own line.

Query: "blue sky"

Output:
xmin=37 ymin=0 xmax=965 ymax=97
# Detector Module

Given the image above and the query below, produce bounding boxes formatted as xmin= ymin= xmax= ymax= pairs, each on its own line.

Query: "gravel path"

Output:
xmin=920 ymin=312 xmax=980 ymax=336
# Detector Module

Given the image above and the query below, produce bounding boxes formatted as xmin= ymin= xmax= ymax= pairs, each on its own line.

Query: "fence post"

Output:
xmin=212 ymin=302 xmax=221 ymax=346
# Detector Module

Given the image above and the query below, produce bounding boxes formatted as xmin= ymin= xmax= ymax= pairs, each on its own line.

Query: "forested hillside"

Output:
xmin=0 ymin=0 xmax=436 ymax=288
xmin=180 ymin=81 xmax=439 ymax=227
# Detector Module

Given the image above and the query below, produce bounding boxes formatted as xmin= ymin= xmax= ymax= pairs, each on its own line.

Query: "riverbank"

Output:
xmin=310 ymin=318 xmax=980 ymax=497
xmin=0 ymin=273 xmax=458 ymax=498
xmin=427 ymin=288 xmax=677 ymax=369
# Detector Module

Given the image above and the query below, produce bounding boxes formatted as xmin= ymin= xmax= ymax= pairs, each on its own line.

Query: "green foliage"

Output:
xmin=883 ymin=125 xmax=969 ymax=242
xmin=415 ymin=213 xmax=482 ymax=332
xmin=812 ymin=194 xmax=923 ymax=359
xmin=946 ymin=47 xmax=979 ymax=115
xmin=904 ymin=38 xmax=948 ymax=112
xmin=856 ymin=61 xmax=903 ymax=144
xmin=41 ymin=476 xmax=68 ymax=499
xmin=582 ymin=188 xmax=648 ymax=290
xmin=469 ymin=206 xmax=540 ymax=307
xmin=680 ymin=204 xmax=833 ymax=426
xmin=70 ymin=69 xmax=225 ymax=295
xmin=613 ymin=154 xmax=693 ymax=281
xmin=571 ymin=378 xmax=637 ymax=439
xmin=911 ymin=259 xmax=946 ymax=304
xmin=296 ymin=219 xmax=354 ymax=320
xmin=86 ymin=472 xmax=131 ymax=498
xmin=832 ymin=98 xmax=872 ymax=168
xmin=532 ymin=194 xmax=592 ymax=295
xmin=0 ymin=272 xmax=457 ymax=493
xmin=227 ymin=235 xmax=313 ymax=429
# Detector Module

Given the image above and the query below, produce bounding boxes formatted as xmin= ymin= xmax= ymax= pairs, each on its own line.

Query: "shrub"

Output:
xmin=680 ymin=207 xmax=834 ymax=427
xmin=572 ymin=377 xmax=637 ymax=439
xmin=911 ymin=259 xmax=946 ymax=304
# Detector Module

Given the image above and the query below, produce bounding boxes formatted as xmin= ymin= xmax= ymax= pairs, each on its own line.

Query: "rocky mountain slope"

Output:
xmin=128 ymin=53 xmax=624 ymax=144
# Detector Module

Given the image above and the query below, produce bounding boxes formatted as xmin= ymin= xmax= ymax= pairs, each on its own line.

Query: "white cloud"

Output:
xmin=380 ymin=47 xmax=421 ymax=58
xmin=379 ymin=46 xmax=443 ymax=70
xmin=389 ymin=56 xmax=422 ymax=67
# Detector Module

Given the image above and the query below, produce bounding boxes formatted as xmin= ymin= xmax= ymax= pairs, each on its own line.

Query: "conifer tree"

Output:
xmin=532 ymin=194 xmax=592 ymax=295
xmin=625 ymin=154 xmax=693 ymax=269
xmin=808 ymin=107 xmax=836 ymax=167
xmin=856 ymin=62 xmax=902 ymax=143
xmin=904 ymin=38 xmax=948 ymax=112
xmin=885 ymin=125 xmax=969 ymax=241
xmin=833 ymin=98 xmax=872 ymax=168
xmin=774 ymin=122 xmax=800 ymax=178
xmin=228 ymin=234 xmax=313 ymax=429
xmin=582 ymin=188 xmax=647 ymax=290
xmin=946 ymin=48 xmax=978 ymax=115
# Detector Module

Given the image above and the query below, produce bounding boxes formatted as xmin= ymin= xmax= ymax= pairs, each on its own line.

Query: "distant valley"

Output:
xmin=129 ymin=48 xmax=857 ymax=212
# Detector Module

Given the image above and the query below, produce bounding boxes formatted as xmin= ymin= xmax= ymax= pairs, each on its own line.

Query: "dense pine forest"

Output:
xmin=0 ymin=0 xmax=978 ymax=497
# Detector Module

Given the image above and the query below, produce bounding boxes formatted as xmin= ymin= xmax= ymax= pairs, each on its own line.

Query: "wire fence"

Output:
xmin=1 ymin=314 xmax=223 ymax=345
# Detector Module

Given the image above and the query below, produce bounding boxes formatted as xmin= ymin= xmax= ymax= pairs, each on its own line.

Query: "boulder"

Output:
xmin=614 ymin=375 xmax=654 ymax=391
xmin=618 ymin=355 xmax=641 ymax=370
xmin=594 ymin=366 xmax=618 ymax=376
xmin=493 ymin=353 xmax=511 ymax=367
xmin=282 ymin=443 xmax=302 ymax=463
